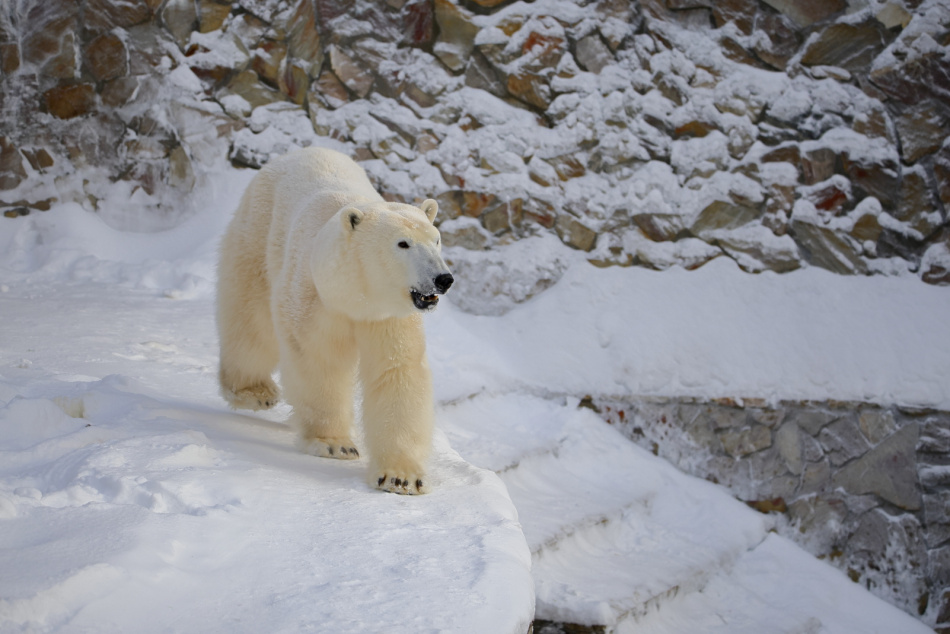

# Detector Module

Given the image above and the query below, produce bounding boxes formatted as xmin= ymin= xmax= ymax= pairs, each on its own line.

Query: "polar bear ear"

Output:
xmin=342 ymin=206 xmax=364 ymax=231
xmin=420 ymin=199 xmax=438 ymax=224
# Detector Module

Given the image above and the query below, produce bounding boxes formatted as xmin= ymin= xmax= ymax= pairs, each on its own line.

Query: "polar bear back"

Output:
xmin=268 ymin=147 xmax=383 ymax=233
xmin=249 ymin=148 xmax=382 ymax=292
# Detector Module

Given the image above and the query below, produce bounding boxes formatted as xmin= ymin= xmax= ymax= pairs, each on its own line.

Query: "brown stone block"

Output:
xmin=21 ymin=147 xmax=53 ymax=172
xmin=0 ymin=137 xmax=27 ymax=191
xmin=44 ymin=83 xmax=96 ymax=119
xmin=896 ymin=103 xmax=946 ymax=164
xmin=843 ymin=155 xmax=900 ymax=210
xmin=310 ymin=69 xmax=349 ymax=109
xmin=198 ymin=0 xmax=231 ymax=34
xmin=85 ymin=0 xmax=152 ymax=33
xmin=801 ymin=147 xmax=838 ymax=185
xmin=279 ymin=60 xmax=310 ymax=105
xmin=286 ymin=0 xmax=322 ymax=73
xmin=523 ymin=198 xmax=556 ymax=228
xmin=101 ymin=76 xmax=141 ymax=107
xmin=86 ymin=32 xmax=129 ymax=83
xmin=400 ymin=0 xmax=434 ymax=47
xmin=329 ymin=45 xmax=373 ymax=98
xmin=0 ymin=41 xmax=20 ymax=75
xmin=691 ymin=200 xmax=761 ymax=236
xmin=761 ymin=0 xmax=845 ymax=27
xmin=711 ymin=0 xmax=758 ymax=35
xmin=225 ymin=69 xmax=283 ymax=109
xmin=851 ymin=213 xmax=882 ymax=243
xmin=674 ymin=120 xmax=715 ymax=139
xmin=789 ymin=218 xmax=868 ymax=274
xmin=507 ymin=72 xmax=553 ymax=111
xmin=870 ymin=49 xmax=950 ymax=106
xmin=316 ymin=0 xmax=355 ymax=28
xmin=556 ymin=214 xmax=597 ymax=251
xmin=632 ymin=212 xmax=685 ymax=242
xmin=162 ymin=0 xmax=198 ymax=48
xmin=752 ymin=12 xmax=801 ymax=70
xmin=933 ymin=146 xmax=950 ymax=210
xmin=801 ymin=20 xmax=889 ymax=73
xmin=468 ymin=0 xmax=510 ymax=8
xmin=545 ymin=154 xmax=585 ymax=181
xmin=251 ymin=40 xmax=287 ymax=88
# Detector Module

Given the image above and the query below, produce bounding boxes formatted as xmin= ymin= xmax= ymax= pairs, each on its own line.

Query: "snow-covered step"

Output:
xmin=441 ymin=392 xmax=935 ymax=634
xmin=622 ymin=533 xmax=935 ymax=634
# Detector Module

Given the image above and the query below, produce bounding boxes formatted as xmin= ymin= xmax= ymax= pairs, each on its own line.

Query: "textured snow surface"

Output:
xmin=0 ymin=161 xmax=944 ymax=632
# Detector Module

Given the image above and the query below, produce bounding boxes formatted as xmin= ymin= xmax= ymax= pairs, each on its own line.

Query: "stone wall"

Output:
xmin=0 ymin=0 xmax=948 ymax=283
xmin=583 ymin=394 xmax=950 ymax=630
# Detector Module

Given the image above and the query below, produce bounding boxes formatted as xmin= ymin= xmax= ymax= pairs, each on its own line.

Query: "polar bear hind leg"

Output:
xmin=216 ymin=188 xmax=281 ymax=411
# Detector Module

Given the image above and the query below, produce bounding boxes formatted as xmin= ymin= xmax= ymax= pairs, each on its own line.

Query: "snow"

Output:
xmin=1 ymin=155 xmax=945 ymax=632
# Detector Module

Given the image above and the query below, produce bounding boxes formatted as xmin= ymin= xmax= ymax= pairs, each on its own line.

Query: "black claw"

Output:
xmin=351 ymin=448 xmax=359 ymax=456
xmin=328 ymin=446 xmax=334 ymax=456
xmin=415 ymin=479 xmax=423 ymax=491
xmin=392 ymin=477 xmax=402 ymax=486
xmin=378 ymin=475 xmax=386 ymax=486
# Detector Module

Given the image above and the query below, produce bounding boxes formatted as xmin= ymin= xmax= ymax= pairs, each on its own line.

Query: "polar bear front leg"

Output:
xmin=279 ymin=327 xmax=361 ymax=460
xmin=357 ymin=317 xmax=434 ymax=495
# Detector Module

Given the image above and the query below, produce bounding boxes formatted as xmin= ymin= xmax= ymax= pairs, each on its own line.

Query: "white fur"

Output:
xmin=216 ymin=147 xmax=450 ymax=495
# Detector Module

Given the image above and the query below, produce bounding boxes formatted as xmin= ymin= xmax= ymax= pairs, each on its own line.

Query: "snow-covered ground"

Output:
xmin=0 ymin=160 xmax=944 ymax=632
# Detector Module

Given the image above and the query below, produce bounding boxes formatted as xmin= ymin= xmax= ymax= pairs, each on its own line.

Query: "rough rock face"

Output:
xmin=591 ymin=395 xmax=950 ymax=631
xmin=0 ymin=0 xmax=946 ymax=281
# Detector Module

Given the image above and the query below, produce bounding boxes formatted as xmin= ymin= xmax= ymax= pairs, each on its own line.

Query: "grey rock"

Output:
xmin=818 ymin=417 xmax=872 ymax=467
xmin=575 ymin=33 xmax=614 ymax=74
xmin=775 ymin=422 xmax=804 ymax=475
xmin=788 ymin=408 xmax=839 ymax=436
xmin=800 ymin=432 xmax=825 ymax=463
xmin=691 ymin=200 xmax=761 ymax=237
xmin=833 ymin=423 xmax=921 ymax=510
xmin=790 ymin=219 xmax=868 ymax=275
xmin=801 ymin=20 xmax=889 ymax=73
xmin=788 ymin=495 xmax=847 ymax=545
xmin=923 ymin=490 xmax=950 ymax=548
xmin=719 ymin=424 xmax=772 ymax=458
xmin=858 ymin=407 xmax=899 ymax=446
xmin=761 ymin=0 xmax=845 ymax=27
xmin=800 ymin=458 xmax=832 ymax=495
xmin=555 ymin=214 xmax=597 ymax=252
xmin=896 ymin=101 xmax=945 ymax=164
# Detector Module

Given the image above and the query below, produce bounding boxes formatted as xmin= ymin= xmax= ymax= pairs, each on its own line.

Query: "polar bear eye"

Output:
xmin=398 ymin=240 xmax=410 ymax=249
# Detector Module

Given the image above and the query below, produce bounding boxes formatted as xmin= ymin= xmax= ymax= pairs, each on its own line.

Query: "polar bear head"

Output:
xmin=312 ymin=199 xmax=454 ymax=321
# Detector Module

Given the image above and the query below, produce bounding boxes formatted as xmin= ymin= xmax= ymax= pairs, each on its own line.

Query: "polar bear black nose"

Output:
xmin=434 ymin=273 xmax=454 ymax=294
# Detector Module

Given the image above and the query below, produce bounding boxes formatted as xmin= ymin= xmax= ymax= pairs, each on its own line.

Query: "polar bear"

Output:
xmin=216 ymin=147 xmax=453 ymax=495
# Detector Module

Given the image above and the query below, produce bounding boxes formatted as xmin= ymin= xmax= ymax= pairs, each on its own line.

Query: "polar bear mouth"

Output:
xmin=410 ymin=289 xmax=440 ymax=310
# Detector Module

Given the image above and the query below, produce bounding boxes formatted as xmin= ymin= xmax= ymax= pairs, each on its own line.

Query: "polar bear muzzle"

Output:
xmin=410 ymin=273 xmax=454 ymax=310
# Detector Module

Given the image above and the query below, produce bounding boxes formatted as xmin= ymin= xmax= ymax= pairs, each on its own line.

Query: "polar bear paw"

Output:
xmin=297 ymin=436 xmax=360 ymax=460
xmin=226 ymin=380 xmax=280 ymax=411
xmin=373 ymin=469 xmax=429 ymax=495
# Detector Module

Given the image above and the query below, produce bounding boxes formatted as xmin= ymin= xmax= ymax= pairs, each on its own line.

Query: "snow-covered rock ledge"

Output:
xmin=0 ymin=286 xmax=534 ymax=633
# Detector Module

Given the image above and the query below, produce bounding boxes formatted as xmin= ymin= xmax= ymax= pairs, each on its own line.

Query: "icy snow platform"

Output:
xmin=0 ymin=289 xmax=534 ymax=633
